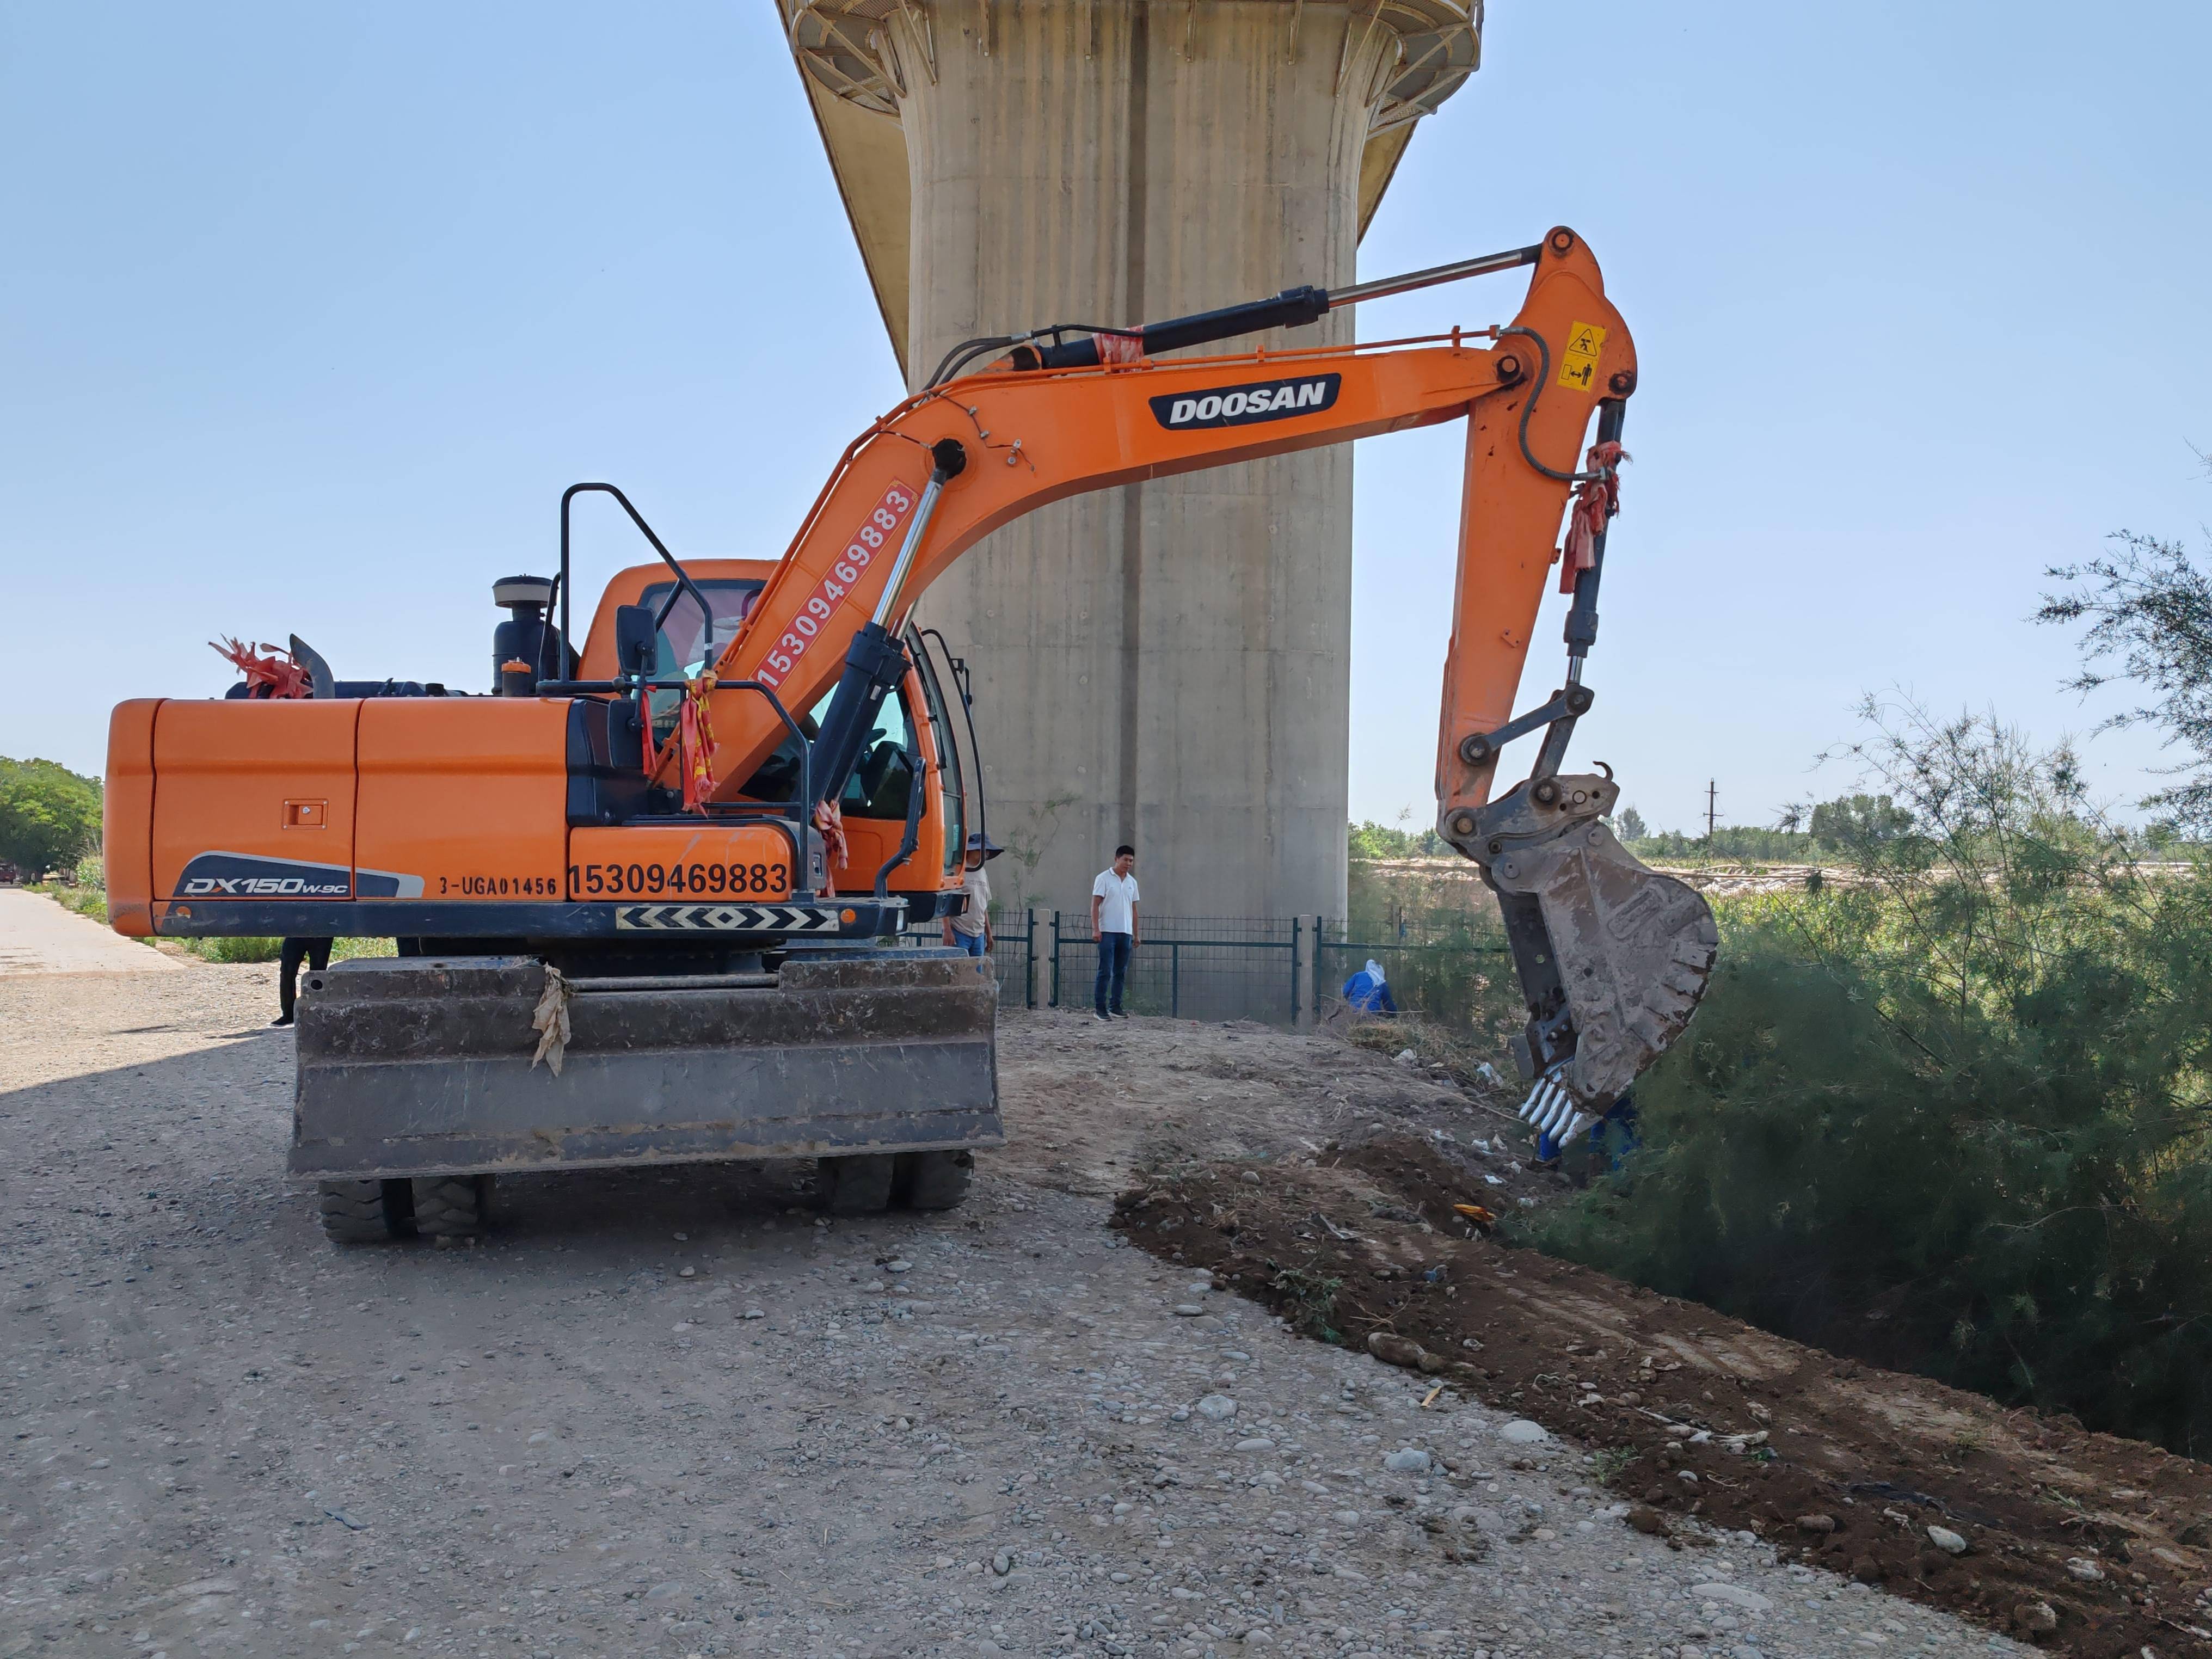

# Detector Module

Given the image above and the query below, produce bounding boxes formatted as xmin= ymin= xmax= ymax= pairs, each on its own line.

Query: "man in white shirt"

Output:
xmin=1090 ymin=845 xmax=1140 ymax=1022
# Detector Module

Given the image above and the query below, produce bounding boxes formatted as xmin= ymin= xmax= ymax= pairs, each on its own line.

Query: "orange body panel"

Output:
xmin=103 ymin=701 xmax=160 ymax=935
xmin=569 ymin=824 xmax=800 ymax=903
xmin=354 ymin=699 xmax=569 ymax=903
xmin=149 ymin=699 xmax=360 ymax=900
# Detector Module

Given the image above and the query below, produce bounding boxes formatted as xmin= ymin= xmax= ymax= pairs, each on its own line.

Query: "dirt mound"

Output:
xmin=1114 ymin=1136 xmax=2212 ymax=1656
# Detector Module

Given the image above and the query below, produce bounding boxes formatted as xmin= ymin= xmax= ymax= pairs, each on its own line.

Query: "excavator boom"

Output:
xmin=693 ymin=225 xmax=1715 ymax=1119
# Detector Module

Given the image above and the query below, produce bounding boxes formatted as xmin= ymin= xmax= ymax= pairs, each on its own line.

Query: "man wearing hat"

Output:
xmin=943 ymin=831 xmax=1002 ymax=966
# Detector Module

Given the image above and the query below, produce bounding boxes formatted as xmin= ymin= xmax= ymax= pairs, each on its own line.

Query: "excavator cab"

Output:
xmin=577 ymin=560 xmax=973 ymax=916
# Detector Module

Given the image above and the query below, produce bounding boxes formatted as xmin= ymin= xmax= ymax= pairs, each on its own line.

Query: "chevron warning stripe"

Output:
xmin=613 ymin=904 xmax=846 ymax=932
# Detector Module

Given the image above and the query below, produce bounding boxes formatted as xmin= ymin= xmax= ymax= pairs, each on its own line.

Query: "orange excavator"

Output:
xmin=105 ymin=226 xmax=1715 ymax=1242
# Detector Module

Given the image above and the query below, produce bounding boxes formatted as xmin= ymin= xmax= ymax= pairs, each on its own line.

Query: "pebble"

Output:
xmin=1494 ymin=1419 xmax=1549 ymax=1444
xmin=1926 ymin=1525 xmax=1968 ymax=1554
xmin=1694 ymin=1582 xmax=1773 ymax=1614
xmin=1240 ymin=1170 xmax=1262 ymax=1184
xmin=1196 ymin=1394 xmax=1237 ymax=1421
xmin=1234 ymin=1437 xmax=1275 ymax=1452
xmin=742 ymin=1309 xmax=764 ymax=1320
xmin=884 ymin=1259 xmax=913 ymax=1273
xmin=1382 ymin=1448 xmax=1430 ymax=1473
xmin=678 ymin=1266 xmax=696 ymax=1279
xmin=2064 ymin=1556 xmax=2103 ymax=1581
xmin=1173 ymin=1305 xmax=1206 ymax=1317
xmin=2013 ymin=1601 xmax=2058 ymax=1633
xmin=1796 ymin=1513 xmax=1836 ymax=1533
xmin=991 ymin=1550 xmax=1012 ymax=1575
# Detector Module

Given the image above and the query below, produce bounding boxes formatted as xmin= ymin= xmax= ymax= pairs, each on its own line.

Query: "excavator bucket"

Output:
xmin=1471 ymin=771 xmax=1718 ymax=1139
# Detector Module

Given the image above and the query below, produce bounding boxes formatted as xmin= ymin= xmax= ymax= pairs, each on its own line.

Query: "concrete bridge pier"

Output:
xmin=783 ymin=0 xmax=1478 ymax=918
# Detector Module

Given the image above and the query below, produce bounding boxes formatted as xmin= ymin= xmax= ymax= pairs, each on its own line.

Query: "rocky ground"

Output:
xmin=1 ymin=955 xmax=2050 ymax=1659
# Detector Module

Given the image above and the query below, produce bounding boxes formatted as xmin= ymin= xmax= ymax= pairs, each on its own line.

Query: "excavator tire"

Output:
xmin=824 ymin=1154 xmax=896 ymax=1215
xmin=898 ymin=1150 xmax=973 ymax=1211
xmin=317 ymin=1179 xmax=397 ymax=1244
xmin=412 ymin=1175 xmax=493 ymax=1240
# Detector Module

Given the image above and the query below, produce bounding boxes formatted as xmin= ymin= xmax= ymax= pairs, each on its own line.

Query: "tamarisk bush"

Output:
xmin=1537 ymin=699 xmax=2212 ymax=1454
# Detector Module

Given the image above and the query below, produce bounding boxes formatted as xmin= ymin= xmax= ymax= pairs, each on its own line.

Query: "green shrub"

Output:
xmin=189 ymin=936 xmax=285 ymax=964
xmin=1535 ymin=703 xmax=2212 ymax=1454
xmin=1348 ymin=819 xmax=1448 ymax=861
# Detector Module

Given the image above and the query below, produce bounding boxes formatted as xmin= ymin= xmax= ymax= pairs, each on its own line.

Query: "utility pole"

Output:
xmin=1705 ymin=779 xmax=1719 ymax=840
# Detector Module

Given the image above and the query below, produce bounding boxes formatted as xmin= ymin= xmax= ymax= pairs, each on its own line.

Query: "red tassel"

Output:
xmin=1559 ymin=440 xmax=1627 ymax=594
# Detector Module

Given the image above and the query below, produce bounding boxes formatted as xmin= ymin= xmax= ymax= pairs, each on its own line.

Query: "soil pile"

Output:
xmin=1115 ymin=1135 xmax=2212 ymax=1656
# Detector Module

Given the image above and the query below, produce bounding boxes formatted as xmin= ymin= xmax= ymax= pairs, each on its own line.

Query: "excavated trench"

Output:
xmin=1114 ymin=1135 xmax=2212 ymax=1657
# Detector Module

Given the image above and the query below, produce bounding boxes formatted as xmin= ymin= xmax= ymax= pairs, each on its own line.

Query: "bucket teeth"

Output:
xmin=1555 ymin=1110 xmax=1590 ymax=1148
xmin=1516 ymin=1078 xmax=1552 ymax=1124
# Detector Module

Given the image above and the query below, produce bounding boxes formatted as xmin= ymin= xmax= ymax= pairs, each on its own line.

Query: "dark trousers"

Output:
xmin=1094 ymin=930 xmax=1132 ymax=1016
xmin=278 ymin=937 xmax=333 ymax=1022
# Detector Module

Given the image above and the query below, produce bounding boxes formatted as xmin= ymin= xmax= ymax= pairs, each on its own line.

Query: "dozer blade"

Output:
xmin=289 ymin=947 xmax=1000 ymax=1179
xmin=1470 ymin=771 xmax=1719 ymax=1113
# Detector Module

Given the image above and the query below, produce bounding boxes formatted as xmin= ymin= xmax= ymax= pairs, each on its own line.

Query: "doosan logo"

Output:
xmin=1151 ymin=373 xmax=1341 ymax=431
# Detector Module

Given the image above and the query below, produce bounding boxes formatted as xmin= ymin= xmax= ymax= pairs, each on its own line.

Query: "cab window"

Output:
xmin=735 ymin=686 xmax=915 ymax=821
xmin=639 ymin=579 xmax=763 ymax=745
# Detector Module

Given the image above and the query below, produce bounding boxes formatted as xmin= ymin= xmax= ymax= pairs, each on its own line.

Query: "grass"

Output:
xmin=1268 ymin=1262 xmax=1346 ymax=1343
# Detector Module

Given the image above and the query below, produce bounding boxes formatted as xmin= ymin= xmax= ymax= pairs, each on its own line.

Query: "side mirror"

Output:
xmin=613 ymin=605 xmax=657 ymax=679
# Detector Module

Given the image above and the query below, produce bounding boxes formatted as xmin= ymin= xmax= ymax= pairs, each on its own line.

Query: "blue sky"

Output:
xmin=3 ymin=2 xmax=2207 ymax=838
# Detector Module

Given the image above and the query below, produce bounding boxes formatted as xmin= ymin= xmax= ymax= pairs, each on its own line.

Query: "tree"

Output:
xmin=1612 ymin=804 xmax=1649 ymax=843
xmin=2041 ymin=531 xmax=2212 ymax=831
xmin=1807 ymin=791 xmax=1912 ymax=853
xmin=0 ymin=758 xmax=103 ymax=878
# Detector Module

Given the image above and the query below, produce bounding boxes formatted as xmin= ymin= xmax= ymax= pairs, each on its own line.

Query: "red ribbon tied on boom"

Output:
xmin=1559 ymin=440 xmax=1627 ymax=594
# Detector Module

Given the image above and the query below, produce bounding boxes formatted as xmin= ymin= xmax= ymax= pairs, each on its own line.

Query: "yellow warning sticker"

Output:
xmin=1557 ymin=320 xmax=1606 ymax=391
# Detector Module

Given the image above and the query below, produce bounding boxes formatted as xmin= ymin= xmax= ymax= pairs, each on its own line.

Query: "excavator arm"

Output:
xmin=703 ymin=226 xmax=1716 ymax=1121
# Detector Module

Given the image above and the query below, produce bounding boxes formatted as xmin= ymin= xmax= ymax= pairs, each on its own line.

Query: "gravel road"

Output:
xmin=0 ymin=889 xmax=179 ymax=976
xmin=1 ymin=961 xmax=2027 ymax=1659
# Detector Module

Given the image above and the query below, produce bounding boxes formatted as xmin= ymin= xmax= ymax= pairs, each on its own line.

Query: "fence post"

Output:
xmin=1048 ymin=911 xmax=1061 ymax=1008
xmin=1292 ymin=915 xmax=1316 ymax=1030
xmin=1025 ymin=906 xmax=1042 ymax=1010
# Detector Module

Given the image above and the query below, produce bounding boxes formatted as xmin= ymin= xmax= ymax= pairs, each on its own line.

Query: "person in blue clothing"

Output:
xmin=1341 ymin=958 xmax=1398 ymax=1015
xmin=1538 ymin=1088 xmax=1640 ymax=1169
